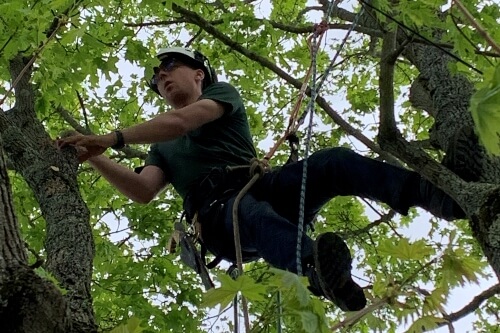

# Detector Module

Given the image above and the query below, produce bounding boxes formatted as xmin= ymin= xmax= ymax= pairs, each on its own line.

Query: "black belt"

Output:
xmin=183 ymin=166 xmax=252 ymax=222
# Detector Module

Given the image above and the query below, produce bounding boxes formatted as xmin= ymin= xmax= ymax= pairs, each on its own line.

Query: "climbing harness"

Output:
xmin=167 ymin=215 xmax=214 ymax=290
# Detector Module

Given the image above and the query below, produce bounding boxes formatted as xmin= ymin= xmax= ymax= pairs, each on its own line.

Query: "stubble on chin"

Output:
xmin=166 ymin=91 xmax=190 ymax=109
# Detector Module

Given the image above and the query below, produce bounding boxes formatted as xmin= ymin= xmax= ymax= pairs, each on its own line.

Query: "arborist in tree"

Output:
xmin=58 ymin=47 xmax=477 ymax=312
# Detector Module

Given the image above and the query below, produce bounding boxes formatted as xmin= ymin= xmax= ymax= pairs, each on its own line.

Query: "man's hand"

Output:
xmin=57 ymin=131 xmax=115 ymax=163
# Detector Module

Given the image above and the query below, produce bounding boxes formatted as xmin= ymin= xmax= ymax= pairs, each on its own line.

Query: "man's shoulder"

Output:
xmin=203 ymin=81 xmax=239 ymax=95
xmin=200 ymin=82 xmax=243 ymax=115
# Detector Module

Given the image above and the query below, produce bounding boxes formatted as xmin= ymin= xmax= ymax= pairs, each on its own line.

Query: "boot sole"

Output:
xmin=443 ymin=125 xmax=482 ymax=182
xmin=314 ymin=232 xmax=366 ymax=311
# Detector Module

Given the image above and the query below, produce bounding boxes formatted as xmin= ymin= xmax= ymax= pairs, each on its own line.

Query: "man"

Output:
xmin=59 ymin=47 xmax=473 ymax=312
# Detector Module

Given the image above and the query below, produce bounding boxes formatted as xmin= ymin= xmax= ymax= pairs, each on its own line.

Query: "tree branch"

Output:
xmin=172 ymin=4 xmax=399 ymax=165
xmin=55 ymin=106 xmax=148 ymax=160
xmin=124 ymin=19 xmax=188 ymax=27
xmin=125 ymin=18 xmax=383 ymax=37
xmin=378 ymin=30 xmax=398 ymax=139
xmin=296 ymin=6 xmax=324 ymax=20
xmin=434 ymin=283 xmax=500 ymax=330
xmin=452 ymin=0 xmax=500 ymax=55
xmin=0 ymin=136 xmax=28 ymax=264
xmin=342 ymin=210 xmax=396 ymax=238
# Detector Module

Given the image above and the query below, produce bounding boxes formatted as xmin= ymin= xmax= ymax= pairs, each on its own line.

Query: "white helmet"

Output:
xmin=148 ymin=47 xmax=218 ymax=94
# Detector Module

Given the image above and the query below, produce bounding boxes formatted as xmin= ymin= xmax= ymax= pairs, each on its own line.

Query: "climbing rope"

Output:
xmin=295 ymin=2 xmax=365 ymax=276
xmin=263 ymin=20 xmax=330 ymax=162
xmin=229 ymin=158 xmax=268 ymax=332
xmin=295 ymin=30 xmax=321 ymax=276
xmin=228 ymin=1 xmax=365 ymax=330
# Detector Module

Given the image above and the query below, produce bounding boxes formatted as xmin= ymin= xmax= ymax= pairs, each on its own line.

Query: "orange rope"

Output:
xmin=263 ymin=20 xmax=329 ymax=161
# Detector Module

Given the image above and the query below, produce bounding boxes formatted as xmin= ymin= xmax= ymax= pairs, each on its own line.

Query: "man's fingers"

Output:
xmin=57 ymin=135 xmax=86 ymax=149
xmin=56 ymin=139 xmax=69 ymax=148
xmin=57 ymin=130 xmax=84 ymax=148
xmin=78 ymin=152 xmax=91 ymax=163
xmin=59 ymin=129 xmax=83 ymax=138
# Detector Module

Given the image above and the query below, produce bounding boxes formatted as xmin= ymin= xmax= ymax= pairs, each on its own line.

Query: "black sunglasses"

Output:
xmin=153 ymin=58 xmax=184 ymax=75
xmin=152 ymin=58 xmax=185 ymax=85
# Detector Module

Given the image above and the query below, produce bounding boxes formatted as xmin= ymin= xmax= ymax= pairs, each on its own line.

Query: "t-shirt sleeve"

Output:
xmin=134 ymin=144 xmax=170 ymax=180
xmin=198 ymin=82 xmax=243 ymax=115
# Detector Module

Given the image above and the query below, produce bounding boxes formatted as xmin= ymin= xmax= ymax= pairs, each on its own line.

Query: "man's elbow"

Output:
xmin=131 ymin=190 xmax=156 ymax=204
xmin=163 ymin=113 xmax=191 ymax=137
xmin=134 ymin=197 xmax=152 ymax=204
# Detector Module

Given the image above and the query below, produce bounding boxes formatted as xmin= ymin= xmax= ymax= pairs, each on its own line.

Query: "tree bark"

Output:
xmin=0 ymin=56 xmax=97 ymax=332
xmin=378 ymin=27 xmax=500 ymax=279
xmin=0 ymin=133 xmax=71 ymax=332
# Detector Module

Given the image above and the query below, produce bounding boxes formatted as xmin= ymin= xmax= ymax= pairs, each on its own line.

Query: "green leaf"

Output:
xmin=202 ymin=274 xmax=266 ymax=310
xmin=378 ymin=238 xmax=433 ymax=261
xmin=423 ymin=288 xmax=446 ymax=314
xmin=59 ymin=25 xmax=86 ymax=45
xmin=296 ymin=310 xmax=319 ymax=333
xmin=441 ymin=249 xmax=486 ymax=287
xmin=470 ymin=64 xmax=500 ymax=155
xmin=202 ymin=288 xmax=235 ymax=311
xmin=405 ymin=316 xmax=447 ymax=333
xmin=110 ymin=317 xmax=145 ymax=333
xmin=271 ymin=268 xmax=310 ymax=307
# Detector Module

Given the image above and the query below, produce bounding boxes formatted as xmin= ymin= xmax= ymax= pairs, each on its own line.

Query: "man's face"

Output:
xmin=154 ymin=57 xmax=204 ymax=105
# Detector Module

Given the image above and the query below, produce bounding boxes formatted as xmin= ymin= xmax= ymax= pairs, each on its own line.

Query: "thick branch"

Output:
xmin=0 ymin=132 xmax=70 ymax=332
xmin=8 ymin=55 xmax=35 ymax=116
xmin=0 ymin=135 xmax=28 ymax=264
xmin=172 ymin=4 xmax=399 ymax=165
xmin=5 ymin=58 xmax=97 ymax=333
xmin=378 ymin=30 xmax=398 ymax=139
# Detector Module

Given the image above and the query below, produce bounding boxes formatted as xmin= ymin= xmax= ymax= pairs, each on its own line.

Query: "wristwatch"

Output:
xmin=111 ymin=130 xmax=125 ymax=150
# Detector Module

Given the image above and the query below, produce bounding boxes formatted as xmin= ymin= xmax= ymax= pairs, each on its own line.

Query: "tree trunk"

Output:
xmin=0 ymin=56 xmax=97 ymax=332
xmin=0 ymin=134 xmax=71 ymax=332
xmin=377 ymin=35 xmax=500 ymax=279
xmin=330 ymin=2 xmax=500 ymax=278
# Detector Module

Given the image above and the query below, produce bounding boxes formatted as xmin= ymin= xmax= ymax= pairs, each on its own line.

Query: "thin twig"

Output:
xmin=452 ymin=0 xmax=500 ymax=55
xmin=0 ymin=19 xmax=65 ymax=107
xmin=75 ymin=90 xmax=91 ymax=132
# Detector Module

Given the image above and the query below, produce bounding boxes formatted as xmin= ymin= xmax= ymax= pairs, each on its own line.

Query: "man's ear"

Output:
xmin=195 ymin=69 xmax=205 ymax=81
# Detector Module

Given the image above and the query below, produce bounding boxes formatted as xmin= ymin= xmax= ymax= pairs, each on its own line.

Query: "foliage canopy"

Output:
xmin=1 ymin=0 xmax=499 ymax=332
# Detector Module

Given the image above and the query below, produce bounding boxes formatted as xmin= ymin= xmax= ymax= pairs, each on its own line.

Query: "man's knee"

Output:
xmin=310 ymin=147 xmax=357 ymax=168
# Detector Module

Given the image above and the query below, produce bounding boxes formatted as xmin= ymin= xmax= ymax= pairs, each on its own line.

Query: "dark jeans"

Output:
xmin=200 ymin=147 xmax=416 ymax=273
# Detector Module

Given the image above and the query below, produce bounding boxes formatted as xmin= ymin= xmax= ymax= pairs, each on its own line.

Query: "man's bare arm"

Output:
xmin=58 ymin=99 xmax=225 ymax=150
xmin=88 ymin=156 xmax=168 ymax=204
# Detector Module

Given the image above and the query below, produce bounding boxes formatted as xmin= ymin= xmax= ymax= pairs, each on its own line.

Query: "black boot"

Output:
xmin=306 ymin=232 xmax=366 ymax=311
xmin=417 ymin=178 xmax=465 ymax=220
xmin=442 ymin=125 xmax=482 ymax=182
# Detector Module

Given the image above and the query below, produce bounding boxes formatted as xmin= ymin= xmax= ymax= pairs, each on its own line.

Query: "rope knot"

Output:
xmin=313 ymin=20 xmax=328 ymax=37
xmin=249 ymin=158 xmax=269 ymax=177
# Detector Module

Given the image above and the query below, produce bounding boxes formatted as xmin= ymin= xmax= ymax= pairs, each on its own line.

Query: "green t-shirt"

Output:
xmin=143 ymin=82 xmax=257 ymax=199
